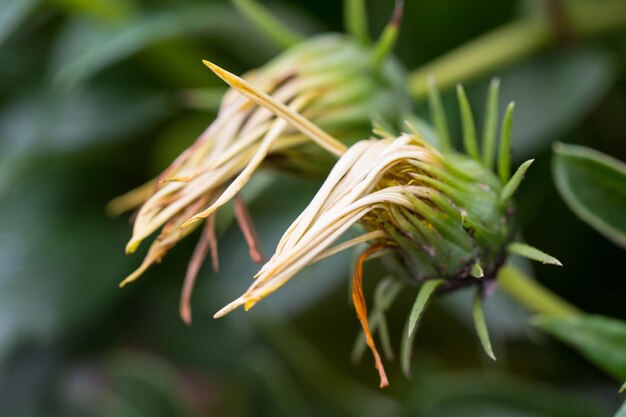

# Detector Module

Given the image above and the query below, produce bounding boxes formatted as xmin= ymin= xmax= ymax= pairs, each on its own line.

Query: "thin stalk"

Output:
xmin=497 ymin=265 xmax=582 ymax=317
xmin=408 ymin=0 xmax=626 ymax=99
xmin=344 ymin=0 xmax=370 ymax=45
xmin=231 ymin=0 xmax=303 ymax=49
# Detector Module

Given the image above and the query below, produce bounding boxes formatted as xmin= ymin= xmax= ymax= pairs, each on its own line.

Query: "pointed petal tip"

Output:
xmin=119 ymin=269 xmax=144 ymax=288
xmin=550 ymin=259 xmax=563 ymax=267
xmin=213 ymin=309 xmax=227 ymax=319
xmin=213 ymin=297 xmax=247 ymax=318
xmin=125 ymin=239 xmax=141 ymax=255
xmin=202 ymin=60 xmax=234 ymax=83
xmin=118 ymin=276 xmax=134 ymax=288
xmin=180 ymin=308 xmax=192 ymax=326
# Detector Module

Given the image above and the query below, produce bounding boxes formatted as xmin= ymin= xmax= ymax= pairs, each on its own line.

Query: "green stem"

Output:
xmin=497 ymin=264 xmax=582 ymax=317
xmin=231 ymin=0 xmax=304 ymax=50
xmin=344 ymin=0 xmax=370 ymax=45
xmin=408 ymin=0 xmax=626 ymax=99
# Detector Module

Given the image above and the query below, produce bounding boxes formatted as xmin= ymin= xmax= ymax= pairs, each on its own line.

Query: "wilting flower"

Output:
xmin=109 ymin=27 xmax=408 ymax=324
xmin=208 ymin=64 xmax=561 ymax=387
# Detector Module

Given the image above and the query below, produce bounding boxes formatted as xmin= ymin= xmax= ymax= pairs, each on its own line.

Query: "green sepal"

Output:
xmin=401 ymin=278 xmax=445 ymax=376
xmin=498 ymin=102 xmax=515 ymax=183
xmin=501 ymin=159 xmax=534 ymax=201
xmin=482 ymin=78 xmax=500 ymax=169
xmin=456 ymin=84 xmax=480 ymax=161
xmin=427 ymin=77 xmax=451 ymax=152
xmin=473 ymin=290 xmax=496 ymax=361
xmin=507 ymin=242 xmax=562 ymax=266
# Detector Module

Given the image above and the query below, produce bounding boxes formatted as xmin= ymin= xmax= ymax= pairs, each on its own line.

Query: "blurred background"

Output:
xmin=1 ymin=0 xmax=625 ymax=416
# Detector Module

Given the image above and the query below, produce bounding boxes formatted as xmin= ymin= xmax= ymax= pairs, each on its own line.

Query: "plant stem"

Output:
xmin=497 ymin=264 xmax=582 ymax=317
xmin=344 ymin=0 xmax=370 ymax=45
xmin=231 ymin=0 xmax=303 ymax=50
xmin=408 ymin=0 xmax=626 ymax=99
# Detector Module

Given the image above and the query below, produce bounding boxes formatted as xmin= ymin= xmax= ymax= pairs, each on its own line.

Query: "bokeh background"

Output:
xmin=1 ymin=0 xmax=625 ymax=416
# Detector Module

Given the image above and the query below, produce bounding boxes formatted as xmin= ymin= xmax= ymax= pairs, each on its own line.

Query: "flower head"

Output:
xmin=110 ymin=32 xmax=408 ymax=324
xmin=209 ymin=65 xmax=561 ymax=387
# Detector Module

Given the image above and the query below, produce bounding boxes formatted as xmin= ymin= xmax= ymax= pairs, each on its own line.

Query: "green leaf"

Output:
xmin=481 ymin=78 xmax=500 ymax=169
xmin=534 ymin=315 xmax=626 ymax=380
xmin=473 ymin=291 xmax=496 ymax=361
xmin=51 ymin=4 xmax=273 ymax=87
xmin=49 ymin=0 xmax=134 ymax=21
xmin=0 ymin=166 xmax=135 ymax=361
xmin=0 ymin=0 xmax=39 ymax=46
xmin=456 ymin=84 xmax=480 ymax=161
xmin=500 ymin=159 xmax=534 ymax=201
xmin=507 ymin=242 xmax=561 ymax=266
xmin=401 ymin=278 xmax=444 ymax=376
xmin=405 ymin=371 xmax=608 ymax=417
xmin=497 ymin=101 xmax=514 ymax=183
xmin=500 ymin=48 xmax=613 ymax=159
xmin=553 ymin=142 xmax=626 ymax=249
xmin=0 ymin=86 xmax=168 ymax=176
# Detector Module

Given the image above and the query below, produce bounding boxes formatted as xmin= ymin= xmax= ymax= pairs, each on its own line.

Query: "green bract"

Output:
xmin=377 ymin=148 xmax=514 ymax=287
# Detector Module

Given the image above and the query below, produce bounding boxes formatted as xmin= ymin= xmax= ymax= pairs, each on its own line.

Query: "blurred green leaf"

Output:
xmin=243 ymin=348 xmax=311 ymax=417
xmin=0 ymin=0 xmax=39 ymax=46
xmin=261 ymin=320 xmax=401 ymax=417
xmin=51 ymin=4 xmax=276 ymax=87
xmin=534 ymin=314 xmax=626 ymax=380
xmin=49 ymin=0 xmax=135 ymax=21
xmin=231 ymin=0 xmax=304 ymax=49
xmin=0 ymin=86 xmax=168 ymax=190
xmin=61 ymin=351 xmax=202 ymax=417
xmin=552 ymin=143 xmax=626 ymax=249
xmin=0 ymin=167 xmax=134 ymax=361
xmin=497 ymin=48 xmax=613 ymax=158
xmin=404 ymin=371 xmax=609 ymax=417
